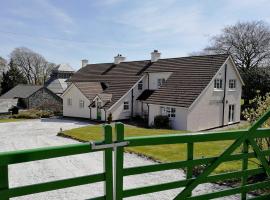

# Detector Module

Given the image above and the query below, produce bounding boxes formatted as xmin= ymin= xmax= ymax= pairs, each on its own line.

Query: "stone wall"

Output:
xmin=28 ymin=88 xmax=62 ymax=112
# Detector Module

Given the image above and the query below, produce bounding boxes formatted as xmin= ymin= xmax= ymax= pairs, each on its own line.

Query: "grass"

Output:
xmin=61 ymin=123 xmax=259 ymax=174
xmin=0 ymin=118 xmax=25 ymax=123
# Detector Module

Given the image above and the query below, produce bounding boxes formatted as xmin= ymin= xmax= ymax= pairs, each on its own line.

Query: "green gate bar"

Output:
xmin=0 ymin=126 xmax=115 ymax=200
xmin=0 ymin=109 xmax=270 ymax=199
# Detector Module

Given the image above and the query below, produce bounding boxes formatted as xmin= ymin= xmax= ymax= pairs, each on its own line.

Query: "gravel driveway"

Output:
xmin=0 ymin=118 xmax=241 ymax=200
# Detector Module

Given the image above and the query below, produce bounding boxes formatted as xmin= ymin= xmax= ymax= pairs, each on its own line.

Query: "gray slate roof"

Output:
xmin=70 ymin=54 xmax=229 ymax=109
xmin=46 ymin=79 xmax=68 ymax=95
xmin=0 ymin=84 xmax=42 ymax=99
xmin=53 ymin=63 xmax=75 ymax=72
xmin=73 ymin=82 xmax=103 ymax=101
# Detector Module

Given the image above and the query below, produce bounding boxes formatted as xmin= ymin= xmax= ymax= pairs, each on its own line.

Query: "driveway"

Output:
xmin=0 ymin=118 xmax=241 ymax=200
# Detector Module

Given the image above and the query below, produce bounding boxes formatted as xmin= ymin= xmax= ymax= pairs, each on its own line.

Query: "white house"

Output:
xmin=62 ymin=51 xmax=244 ymax=131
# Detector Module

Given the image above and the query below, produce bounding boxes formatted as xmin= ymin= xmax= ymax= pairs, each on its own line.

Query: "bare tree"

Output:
xmin=201 ymin=21 xmax=270 ymax=104
xmin=10 ymin=47 xmax=55 ymax=85
xmin=0 ymin=57 xmax=7 ymax=73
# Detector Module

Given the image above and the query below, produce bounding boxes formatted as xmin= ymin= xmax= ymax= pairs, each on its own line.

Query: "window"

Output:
xmin=214 ymin=79 xmax=223 ymax=90
xmin=160 ymin=106 xmax=176 ymax=118
xmin=123 ymin=101 xmax=129 ymax=110
xmin=67 ymin=98 xmax=72 ymax=106
xmin=79 ymin=100 xmax=84 ymax=108
xmin=138 ymin=81 xmax=143 ymax=90
xmin=229 ymin=79 xmax=236 ymax=90
xmin=157 ymin=78 xmax=166 ymax=87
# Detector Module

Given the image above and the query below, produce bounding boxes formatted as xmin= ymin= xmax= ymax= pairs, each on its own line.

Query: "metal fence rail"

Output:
xmin=0 ymin=110 xmax=270 ymax=200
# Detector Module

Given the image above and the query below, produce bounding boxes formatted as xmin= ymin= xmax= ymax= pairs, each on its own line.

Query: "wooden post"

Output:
xmin=0 ymin=165 xmax=9 ymax=200
xmin=241 ymin=140 xmax=249 ymax=200
xmin=187 ymin=142 xmax=194 ymax=197
xmin=103 ymin=125 xmax=113 ymax=200
xmin=114 ymin=123 xmax=124 ymax=200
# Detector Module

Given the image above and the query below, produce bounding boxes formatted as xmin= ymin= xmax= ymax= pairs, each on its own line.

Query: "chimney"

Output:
xmin=81 ymin=59 xmax=88 ymax=68
xmin=114 ymin=54 xmax=126 ymax=64
xmin=151 ymin=50 xmax=161 ymax=62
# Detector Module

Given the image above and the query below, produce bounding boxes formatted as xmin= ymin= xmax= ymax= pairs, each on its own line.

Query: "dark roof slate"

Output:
xmin=145 ymin=54 xmax=229 ymax=107
xmin=0 ymin=84 xmax=42 ymax=99
xmin=69 ymin=54 xmax=229 ymax=109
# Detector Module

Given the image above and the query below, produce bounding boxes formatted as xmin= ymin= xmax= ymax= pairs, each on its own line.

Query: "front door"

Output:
xmin=228 ymin=104 xmax=235 ymax=123
xmin=97 ymin=102 xmax=101 ymax=120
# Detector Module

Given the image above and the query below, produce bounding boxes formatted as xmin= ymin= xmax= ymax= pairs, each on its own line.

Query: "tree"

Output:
xmin=1 ymin=59 xmax=27 ymax=95
xmin=0 ymin=57 xmax=7 ymax=93
xmin=10 ymin=47 xmax=55 ymax=85
xmin=202 ymin=21 xmax=270 ymax=105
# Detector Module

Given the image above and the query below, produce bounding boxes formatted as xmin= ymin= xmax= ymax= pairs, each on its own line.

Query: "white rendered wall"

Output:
xmin=62 ymin=84 xmax=91 ymax=118
xmin=148 ymin=104 xmax=188 ymax=130
xmin=187 ymin=58 xmax=242 ymax=131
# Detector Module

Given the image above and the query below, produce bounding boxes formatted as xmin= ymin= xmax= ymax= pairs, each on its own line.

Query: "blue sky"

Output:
xmin=1 ymin=0 xmax=270 ymax=69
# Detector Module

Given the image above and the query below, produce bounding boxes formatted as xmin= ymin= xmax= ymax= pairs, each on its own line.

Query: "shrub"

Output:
xmin=154 ymin=115 xmax=170 ymax=129
xmin=107 ymin=113 xmax=112 ymax=124
xmin=12 ymin=109 xmax=54 ymax=119
xmin=242 ymin=93 xmax=270 ymax=163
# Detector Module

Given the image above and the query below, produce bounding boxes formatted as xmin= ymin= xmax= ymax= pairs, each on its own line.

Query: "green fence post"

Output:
xmin=186 ymin=142 xmax=194 ymax=197
xmin=103 ymin=125 xmax=113 ymax=200
xmin=0 ymin=165 xmax=9 ymax=200
xmin=241 ymin=140 xmax=249 ymax=200
xmin=115 ymin=123 xmax=124 ymax=200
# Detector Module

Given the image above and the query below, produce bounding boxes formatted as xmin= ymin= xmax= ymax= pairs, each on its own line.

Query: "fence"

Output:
xmin=1 ymin=110 xmax=270 ymax=199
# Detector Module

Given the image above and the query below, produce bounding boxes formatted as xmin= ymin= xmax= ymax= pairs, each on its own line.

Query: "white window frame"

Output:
xmin=138 ymin=81 xmax=143 ymax=90
xmin=228 ymin=104 xmax=235 ymax=123
xmin=214 ymin=79 xmax=223 ymax=90
xmin=229 ymin=79 xmax=236 ymax=90
xmin=157 ymin=78 xmax=166 ymax=88
xmin=123 ymin=101 xmax=129 ymax=110
xmin=160 ymin=106 xmax=176 ymax=118
xmin=79 ymin=99 xmax=84 ymax=108
xmin=67 ymin=98 xmax=72 ymax=106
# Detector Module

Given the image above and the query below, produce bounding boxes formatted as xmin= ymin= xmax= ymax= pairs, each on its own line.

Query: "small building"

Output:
xmin=62 ymin=52 xmax=244 ymax=131
xmin=0 ymin=99 xmax=18 ymax=114
xmin=0 ymin=84 xmax=62 ymax=112
xmin=45 ymin=63 xmax=75 ymax=96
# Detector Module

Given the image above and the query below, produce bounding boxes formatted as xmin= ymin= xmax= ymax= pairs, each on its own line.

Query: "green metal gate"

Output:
xmin=1 ymin=110 xmax=270 ymax=199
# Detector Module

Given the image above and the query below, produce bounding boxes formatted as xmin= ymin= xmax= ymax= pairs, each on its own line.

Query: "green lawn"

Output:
xmin=0 ymin=118 xmax=24 ymax=123
xmin=62 ymin=123 xmax=257 ymax=174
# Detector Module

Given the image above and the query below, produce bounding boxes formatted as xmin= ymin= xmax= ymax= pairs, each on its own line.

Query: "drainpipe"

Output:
xmin=222 ymin=64 xmax=227 ymax=126
xmin=104 ymin=109 xmax=107 ymax=123
xmin=147 ymin=103 xmax=150 ymax=125
xmin=131 ymin=89 xmax=134 ymax=118
xmin=147 ymin=73 xmax=150 ymax=89
xmin=89 ymin=107 xmax=92 ymax=120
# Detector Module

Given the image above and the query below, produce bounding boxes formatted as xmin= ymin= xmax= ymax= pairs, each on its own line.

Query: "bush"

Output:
xmin=154 ymin=115 xmax=170 ymax=129
xmin=12 ymin=109 xmax=54 ymax=119
xmin=242 ymin=93 xmax=270 ymax=163
xmin=107 ymin=113 xmax=112 ymax=124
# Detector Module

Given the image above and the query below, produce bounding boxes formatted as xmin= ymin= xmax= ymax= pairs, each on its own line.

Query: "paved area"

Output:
xmin=0 ymin=118 xmax=241 ymax=200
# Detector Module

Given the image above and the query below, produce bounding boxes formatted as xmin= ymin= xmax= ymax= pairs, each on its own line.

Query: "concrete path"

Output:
xmin=0 ymin=118 xmax=241 ymax=200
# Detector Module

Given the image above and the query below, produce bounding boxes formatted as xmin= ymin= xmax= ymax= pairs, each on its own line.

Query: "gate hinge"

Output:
xmin=90 ymin=141 xmax=129 ymax=150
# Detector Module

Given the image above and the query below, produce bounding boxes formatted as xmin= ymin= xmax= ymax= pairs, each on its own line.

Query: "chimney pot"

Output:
xmin=114 ymin=54 xmax=126 ymax=64
xmin=151 ymin=50 xmax=161 ymax=62
xmin=81 ymin=59 xmax=88 ymax=68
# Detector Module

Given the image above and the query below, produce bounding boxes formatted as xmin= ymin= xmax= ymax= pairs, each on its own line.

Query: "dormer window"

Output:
xmin=157 ymin=78 xmax=166 ymax=88
xmin=138 ymin=81 xmax=143 ymax=90
xmin=229 ymin=79 xmax=236 ymax=90
xmin=214 ymin=79 xmax=223 ymax=90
